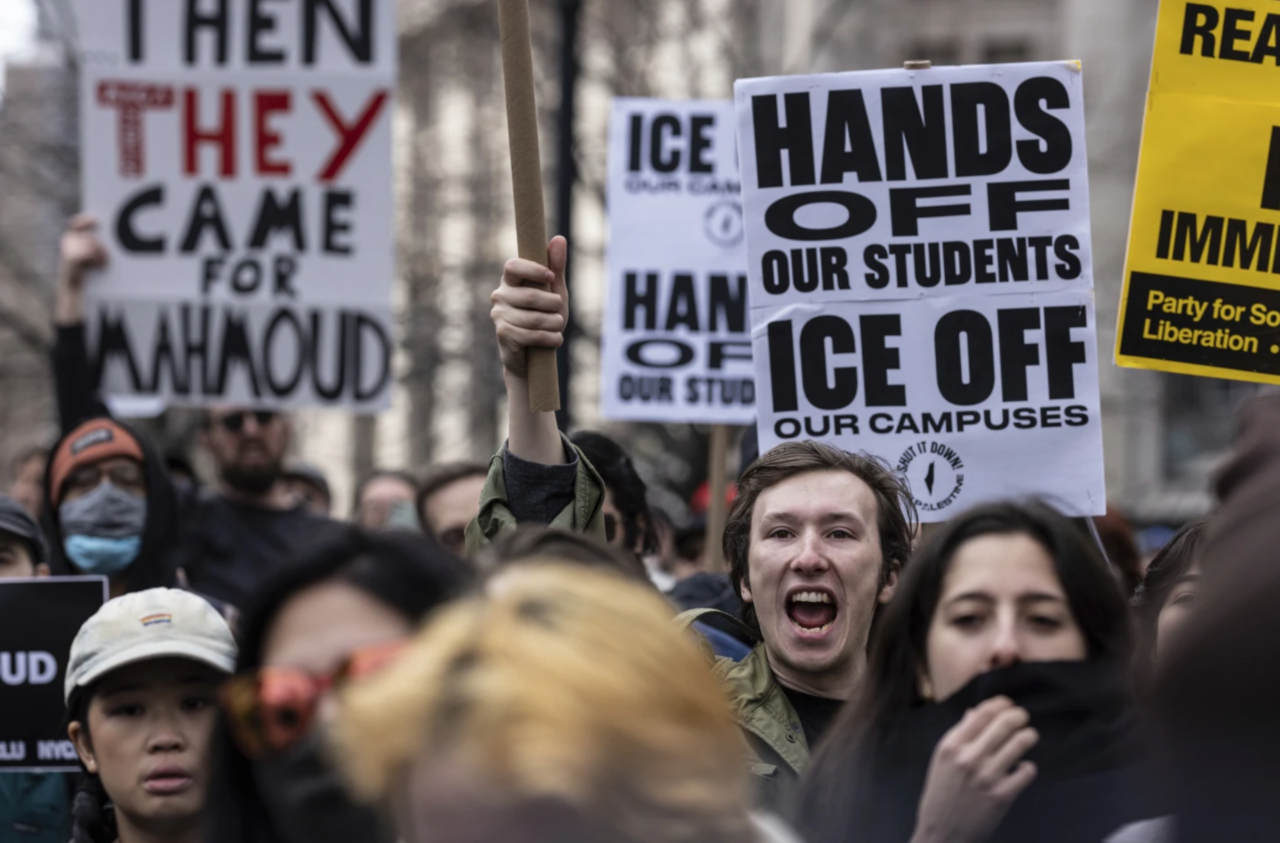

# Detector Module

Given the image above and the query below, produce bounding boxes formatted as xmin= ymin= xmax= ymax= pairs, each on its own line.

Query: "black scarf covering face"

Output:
xmin=846 ymin=661 xmax=1169 ymax=843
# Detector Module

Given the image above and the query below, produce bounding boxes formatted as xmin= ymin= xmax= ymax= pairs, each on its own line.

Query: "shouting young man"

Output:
xmin=712 ymin=443 xmax=917 ymax=808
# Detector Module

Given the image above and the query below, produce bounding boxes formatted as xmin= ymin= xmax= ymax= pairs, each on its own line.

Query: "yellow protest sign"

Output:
xmin=1116 ymin=0 xmax=1280 ymax=383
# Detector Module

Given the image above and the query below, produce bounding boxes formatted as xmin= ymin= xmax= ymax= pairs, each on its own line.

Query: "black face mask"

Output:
xmin=253 ymin=732 xmax=385 ymax=843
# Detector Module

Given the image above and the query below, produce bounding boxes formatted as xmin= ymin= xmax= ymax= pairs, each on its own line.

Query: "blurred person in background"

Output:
xmin=0 ymin=493 xmax=50 ymax=578
xmin=416 ymin=463 xmax=488 ymax=557
xmin=7 ymin=445 xmax=47 ymax=518
xmin=187 ymin=407 xmax=324 ymax=606
xmin=569 ymin=431 xmax=658 ymax=558
xmin=1131 ymin=519 xmax=1205 ymax=694
xmin=42 ymin=418 xmax=180 ymax=598
xmin=478 ymin=524 xmax=750 ymax=660
xmin=473 ymin=523 xmax=648 ymax=580
xmin=64 ymin=588 xmax=237 ymax=843
xmin=51 ymin=215 xmax=326 ymax=610
xmin=0 ymin=494 xmax=62 ymax=843
xmin=1094 ymin=505 xmax=1143 ymax=597
xmin=645 ymin=508 xmax=685 ymax=591
xmin=207 ymin=527 xmax=472 ymax=843
xmin=693 ymin=441 xmax=917 ymax=809
xmin=334 ymin=563 xmax=802 ymax=843
xmin=798 ymin=502 xmax=1162 ymax=843
xmin=467 ymin=236 xmax=606 ymax=551
xmin=163 ymin=454 xmax=200 ymax=496
xmin=352 ymin=470 xmax=420 ymax=531
xmin=283 ymin=463 xmax=333 ymax=518
xmin=1155 ymin=395 xmax=1280 ymax=843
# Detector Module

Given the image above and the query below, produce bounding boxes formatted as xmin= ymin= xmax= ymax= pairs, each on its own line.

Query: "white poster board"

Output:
xmin=601 ymin=99 xmax=755 ymax=424
xmin=735 ymin=62 xmax=1106 ymax=519
xmin=75 ymin=0 xmax=396 ymax=410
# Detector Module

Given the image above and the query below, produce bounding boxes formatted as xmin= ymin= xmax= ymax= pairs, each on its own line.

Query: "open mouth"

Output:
xmin=786 ymin=588 xmax=838 ymax=633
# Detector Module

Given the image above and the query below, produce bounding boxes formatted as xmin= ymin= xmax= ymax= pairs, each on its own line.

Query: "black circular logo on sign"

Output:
xmin=704 ymin=200 xmax=745 ymax=248
xmin=897 ymin=441 xmax=966 ymax=514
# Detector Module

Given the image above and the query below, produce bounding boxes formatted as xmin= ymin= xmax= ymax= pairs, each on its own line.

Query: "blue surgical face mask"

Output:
xmin=59 ymin=481 xmax=147 ymax=576
xmin=63 ymin=534 xmax=142 ymax=576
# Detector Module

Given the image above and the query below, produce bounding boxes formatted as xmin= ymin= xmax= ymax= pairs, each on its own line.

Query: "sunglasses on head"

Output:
xmin=218 ymin=410 xmax=277 ymax=433
xmin=220 ymin=640 xmax=406 ymax=759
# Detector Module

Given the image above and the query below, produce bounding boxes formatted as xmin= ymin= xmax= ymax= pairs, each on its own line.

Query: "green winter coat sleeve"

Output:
xmin=464 ymin=439 xmax=607 ymax=554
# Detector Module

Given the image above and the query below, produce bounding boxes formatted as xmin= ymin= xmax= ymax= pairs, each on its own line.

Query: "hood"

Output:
xmin=42 ymin=416 xmax=180 ymax=592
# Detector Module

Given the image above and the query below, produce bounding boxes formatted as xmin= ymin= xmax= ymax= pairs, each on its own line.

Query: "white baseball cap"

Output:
xmin=65 ymin=588 xmax=237 ymax=704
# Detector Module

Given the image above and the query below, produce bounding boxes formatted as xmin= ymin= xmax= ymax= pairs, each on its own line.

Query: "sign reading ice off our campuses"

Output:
xmin=75 ymin=0 xmax=396 ymax=409
xmin=734 ymin=61 xmax=1107 ymax=520
xmin=601 ymin=99 xmax=755 ymax=424
xmin=0 ymin=579 xmax=107 ymax=773
xmin=1117 ymin=0 xmax=1280 ymax=383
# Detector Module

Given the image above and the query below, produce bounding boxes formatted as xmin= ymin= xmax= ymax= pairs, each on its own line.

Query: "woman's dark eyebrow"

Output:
xmin=944 ymin=592 xmax=995 ymax=606
xmin=1174 ymin=573 xmax=1201 ymax=586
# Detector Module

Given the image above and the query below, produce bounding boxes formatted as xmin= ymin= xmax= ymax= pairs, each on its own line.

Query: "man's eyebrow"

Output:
xmin=759 ymin=510 xmax=865 ymax=523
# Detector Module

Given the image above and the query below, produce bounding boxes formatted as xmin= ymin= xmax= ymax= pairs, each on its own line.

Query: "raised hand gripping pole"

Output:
xmin=498 ymin=0 xmax=561 ymax=413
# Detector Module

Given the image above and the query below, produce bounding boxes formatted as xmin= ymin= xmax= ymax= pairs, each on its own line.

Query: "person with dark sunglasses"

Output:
xmin=204 ymin=525 xmax=473 ymax=843
xmin=149 ymin=405 xmax=333 ymax=610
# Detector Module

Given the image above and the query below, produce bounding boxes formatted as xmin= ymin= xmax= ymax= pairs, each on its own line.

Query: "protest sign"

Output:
xmin=75 ymin=0 xmax=396 ymax=409
xmin=601 ymin=99 xmax=755 ymax=424
xmin=1116 ymin=0 xmax=1280 ymax=383
xmin=0 ymin=578 xmax=107 ymax=773
xmin=734 ymin=62 xmax=1105 ymax=519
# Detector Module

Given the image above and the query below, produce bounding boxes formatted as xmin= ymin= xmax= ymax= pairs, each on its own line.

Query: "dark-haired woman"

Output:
xmin=1132 ymin=520 xmax=1205 ymax=691
xmin=206 ymin=526 xmax=472 ymax=843
xmin=65 ymin=588 xmax=238 ymax=843
xmin=798 ymin=502 xmax=1166 ymax=843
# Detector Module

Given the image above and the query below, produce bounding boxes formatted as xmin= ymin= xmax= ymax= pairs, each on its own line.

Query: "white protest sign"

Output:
xmin=75 ymin=0 xmax=396 ymax=409
xmin=735 ymin=62 xmax=1105 ymax=519
xmin=601 ymin=99 xmax=755 ymax=424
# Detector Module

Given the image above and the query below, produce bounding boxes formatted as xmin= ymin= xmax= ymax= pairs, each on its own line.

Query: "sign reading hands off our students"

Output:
xmin=1117 ymin=0 xmax=1280 ymax=383
xmin=735 ymin=62 xmax=1106 ymax=520
xmin=0 ymin=579 xmax=107 ymax=773
xmin=601 ymin=99 xmax=755 ymax=424
xmin=75 ymin=0 xmax=396 ymax=409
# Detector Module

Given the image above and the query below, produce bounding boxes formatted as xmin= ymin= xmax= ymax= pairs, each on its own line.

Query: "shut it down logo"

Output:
xmin=898 ymin=441 xmax=965 ymax=513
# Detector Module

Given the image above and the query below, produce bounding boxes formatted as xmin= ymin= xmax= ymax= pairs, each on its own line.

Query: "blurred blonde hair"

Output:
xmin=334 ymin=562 xmax=753 ymax=842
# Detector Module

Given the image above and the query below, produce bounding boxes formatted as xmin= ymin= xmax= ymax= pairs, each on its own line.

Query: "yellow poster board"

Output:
xmin=1116 ymin=0 xmax=1280 ymax=383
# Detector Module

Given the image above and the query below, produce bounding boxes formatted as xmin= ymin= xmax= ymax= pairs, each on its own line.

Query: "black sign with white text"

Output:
xmin=0 ymin=579 xmax=107 ymax=773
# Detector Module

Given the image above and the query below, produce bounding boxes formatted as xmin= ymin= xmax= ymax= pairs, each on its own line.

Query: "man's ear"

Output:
xmin=738 ymin=575 xmax=753 ymax=605
xmin=878 ymin=563 xmax=900 ymax=605
xmin=68 ymin=721 xmax=97 ymax=774
xmin=35 ymin=563 xmax=51 ymax=578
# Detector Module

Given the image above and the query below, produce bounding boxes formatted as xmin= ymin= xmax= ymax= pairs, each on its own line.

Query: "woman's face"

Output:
xmin=261 ymin=580 xmax=412 ymax=723
xmin=69 ymin=658 xmax=222 ymax=831
xmin=1155 ymin=561 xmax=1201 ymax=664
xmin=924 ymin=533 xmax=1088 ymax=701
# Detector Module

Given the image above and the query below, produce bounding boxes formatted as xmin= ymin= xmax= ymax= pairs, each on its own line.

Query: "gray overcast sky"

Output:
xmin=0 ymin=0 xmax=37 ymax=99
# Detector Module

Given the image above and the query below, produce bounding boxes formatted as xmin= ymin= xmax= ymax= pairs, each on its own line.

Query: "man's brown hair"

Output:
xmin=723 ymin=441 xmax=918 ymax=631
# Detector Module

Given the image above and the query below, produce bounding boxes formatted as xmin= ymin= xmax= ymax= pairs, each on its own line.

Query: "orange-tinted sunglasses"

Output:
xmin=221 ymin=640 xmax=407 ymax=759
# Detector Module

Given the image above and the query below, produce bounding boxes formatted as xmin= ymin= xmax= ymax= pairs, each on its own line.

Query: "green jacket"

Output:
xmin=678 ymin=610 xmax=810 ymax=812
xmin=464 ymin=439 xmax=607 ymax=553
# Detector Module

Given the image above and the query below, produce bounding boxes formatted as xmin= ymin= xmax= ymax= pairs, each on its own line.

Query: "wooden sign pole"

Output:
xmin=498 ymin=0 xmax=561 ymax=413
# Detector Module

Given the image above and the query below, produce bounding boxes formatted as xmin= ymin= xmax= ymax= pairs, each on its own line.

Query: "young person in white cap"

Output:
xmin=64 ymin=588 xmax=237 ymax=843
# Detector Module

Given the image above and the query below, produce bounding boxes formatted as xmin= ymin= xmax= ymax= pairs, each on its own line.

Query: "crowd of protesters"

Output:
xmin=0 ymin=221 xmax=1275 ymax=843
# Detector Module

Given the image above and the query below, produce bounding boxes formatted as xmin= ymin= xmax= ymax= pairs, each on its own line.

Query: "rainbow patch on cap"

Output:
xmin=141 ymin=613 xmax=172 ymax=627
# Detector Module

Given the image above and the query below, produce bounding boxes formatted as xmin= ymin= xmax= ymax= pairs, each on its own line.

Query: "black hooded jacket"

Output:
xmin=41 ymin=417 xmax=180 ymax=593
